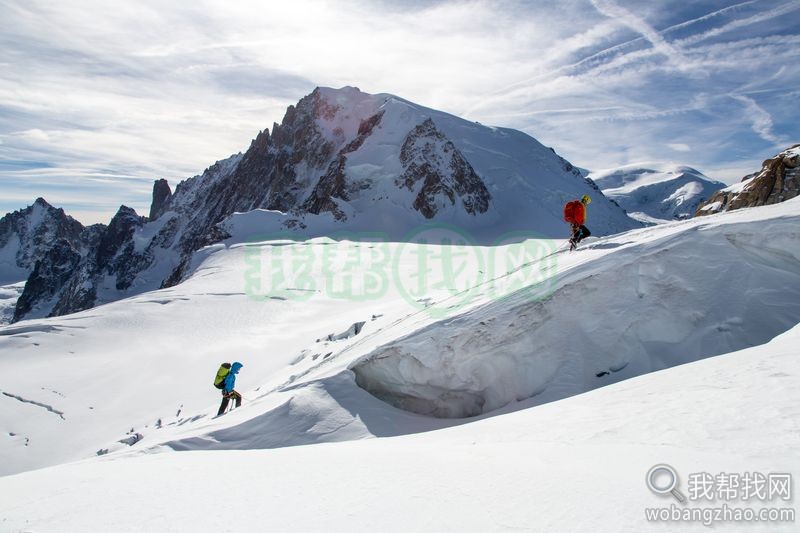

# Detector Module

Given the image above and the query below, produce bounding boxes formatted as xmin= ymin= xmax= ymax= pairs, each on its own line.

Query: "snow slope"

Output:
xmin=590 ymin=164 xmax=724 ymax=223
xmin=1 ymin=322 xmax=797 ymax=532
xmin=0 ymin=282 xmax=24 ymax=324
xmin=1 ymin=198 xmax=798 ymax=480
xmin=352 ymin=212 xmax=800 ymax=417
xmin=0 ymin=234 xmax=26 ymax=286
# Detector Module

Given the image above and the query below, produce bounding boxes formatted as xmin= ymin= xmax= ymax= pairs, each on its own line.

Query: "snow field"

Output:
xmin=1 ymin=320 xmax=798 ymax=532
xmin=0 ymin=198 xmax=798 ymax=484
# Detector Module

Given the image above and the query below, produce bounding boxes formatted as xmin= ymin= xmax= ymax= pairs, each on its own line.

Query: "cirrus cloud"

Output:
xmin=0 ymin=0 xmax=798 ymax=223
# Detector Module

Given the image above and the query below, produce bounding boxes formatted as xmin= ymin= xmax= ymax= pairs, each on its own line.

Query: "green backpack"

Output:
xmin=214 ymin=363 xmax=232 ymax=389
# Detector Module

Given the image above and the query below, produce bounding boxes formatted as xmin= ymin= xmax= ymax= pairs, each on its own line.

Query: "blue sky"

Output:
xmin=1 ymin=0 xmax=798 ymax=224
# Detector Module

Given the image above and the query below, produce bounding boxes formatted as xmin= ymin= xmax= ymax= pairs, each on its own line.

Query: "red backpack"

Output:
xmin=563 ymin=200 xmax=585 ymax=225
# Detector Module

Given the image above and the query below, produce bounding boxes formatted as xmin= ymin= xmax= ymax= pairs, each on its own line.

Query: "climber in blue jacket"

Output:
xmin=217 ymin=362 xmax=243 ymax=416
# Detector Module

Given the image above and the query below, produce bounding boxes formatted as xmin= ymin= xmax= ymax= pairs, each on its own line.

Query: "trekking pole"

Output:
xmin=226 ymin=392 xmax=234 ymax=413
xmin=228 ymin=391 xmax=243 ymax=413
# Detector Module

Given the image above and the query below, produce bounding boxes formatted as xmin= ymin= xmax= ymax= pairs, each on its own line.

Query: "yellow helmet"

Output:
xmin=581 ymin=194 xmax=591 ymax=205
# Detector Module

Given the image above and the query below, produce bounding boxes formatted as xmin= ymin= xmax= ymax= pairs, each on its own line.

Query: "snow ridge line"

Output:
xmin=332 ymin=238 xmax=578 ymax=360
xmin=275 ymin=237 xmax=580 ymax=395
xmin=1 ymin=391 xmax=65 ymax=419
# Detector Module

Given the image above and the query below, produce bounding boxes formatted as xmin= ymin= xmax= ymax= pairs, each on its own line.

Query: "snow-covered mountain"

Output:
xmin=1 ymin=197 xmax=798 ymax=478
xmin=0 ymin=283 xmax=22 ymax=325
xmin=589 ymin=164 xmax=724 ymax=223
xmin=0 ymin=197 xmax=85 ymax=285
xmin=0 ymin=198 xmax=87 ymax=323
xmin=5 ymin=86 xmax=638 ymax=323
xmin=10 ymin=204 xmax=151 ymax=323
xmin=697 ymin=144 xmax=800 ymax=216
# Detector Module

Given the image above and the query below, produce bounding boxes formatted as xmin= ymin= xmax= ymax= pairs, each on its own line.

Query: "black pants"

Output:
xmin=218 ymin=391 xmax=242 ymax=415
xmin=571 ymin=224 xmax=591 ymax=243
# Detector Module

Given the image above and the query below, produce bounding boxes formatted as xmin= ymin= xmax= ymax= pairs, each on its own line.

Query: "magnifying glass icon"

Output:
xmin=646 ymin=464 xmax=686 ymax=503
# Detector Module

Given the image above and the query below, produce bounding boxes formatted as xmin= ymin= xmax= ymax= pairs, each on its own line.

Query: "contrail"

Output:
xmin=589 ymin=0 xmax=688 ymax=66
xmin=463 ymin=0 xmax=787 ymax=117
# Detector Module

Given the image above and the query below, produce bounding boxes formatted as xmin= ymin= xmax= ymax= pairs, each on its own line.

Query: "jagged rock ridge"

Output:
xmin=696 ymin=144 xmax=800 ymax=216
xmin=12 ymin=206 xmax=146 ymax=322
xmin=0 ymin=198 xmax=85 ymax=283
xmin=396 ymin=118 xmax=491 ymax=219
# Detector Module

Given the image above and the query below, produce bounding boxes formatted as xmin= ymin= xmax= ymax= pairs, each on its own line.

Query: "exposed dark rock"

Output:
xmin=11 ymin=205 xmax=149 ymax=320
xmin=13 ymin=239 xmax=82 ymax=321
xmin=302 ymin=111 xmax=385 ymax=220
xmin=96 ymin=206 xmax=146 ymax=269
xmin=165 ymin=86 xmax=347 ymax=273
xmin=396 ymin=118 xmax=491 ymax=219
xmin=101 ymin=207 xmax=149 ymax=291
xmin=149 ymin=179 xmax=172 ymax=220
xmin=303 ymin=156 xmax=350 ymax=220
xmin=161 ymin=258 xmax=190 ymax=289
xmin=48 ymin=225 xmax=105 ymax=317
xmin=0 ymin=197 xmax=84 ymax=276
xmin=696 ymin=144 xmax=800 ymax=216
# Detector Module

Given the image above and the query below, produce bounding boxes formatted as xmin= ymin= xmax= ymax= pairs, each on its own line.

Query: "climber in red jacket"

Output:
xmin=563 ymin=195 xmax=592 ymax=250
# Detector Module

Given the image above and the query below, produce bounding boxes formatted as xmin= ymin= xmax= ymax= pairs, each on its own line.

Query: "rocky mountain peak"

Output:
xmin=96 ymin=206 xmax=144 ymax=266
xmin=696 ymin=144 xmax=800 ymax=216
xmin=304 ymin=87 xmax=342 ymax=122
xmin=149 ymin=179 xmax=173 ymax=220
xmin=12 ymin=238 xmax=82 ymax=322
xmin=0 ymin=197 xmax=84 ymax=281
xmin=301 ymin=109 xmax=386 ymax=220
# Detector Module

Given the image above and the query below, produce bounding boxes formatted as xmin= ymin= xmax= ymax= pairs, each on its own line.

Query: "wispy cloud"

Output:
xmin=675 ymin=0 xmax=800 ymax=46
xmin=730 ymin=94 xmax=786 ymax=147
xmin=668 ymin=143 xmax=691 ymax=152
xmin=0 ymin=0 xmax=798 ymax=223
xmin=589 ymin=0 xmax=691 ymax=69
